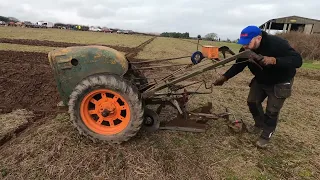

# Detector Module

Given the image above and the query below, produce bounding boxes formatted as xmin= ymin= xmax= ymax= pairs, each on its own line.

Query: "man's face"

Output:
xmin=243 ymin=36 xmax=262 ymax=50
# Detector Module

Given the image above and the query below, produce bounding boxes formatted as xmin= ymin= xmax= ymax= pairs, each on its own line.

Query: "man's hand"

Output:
xmin=213 ymin=75 xmax=228 ymax=86
xmin=262 ymin=56 xmax=276 ymax=65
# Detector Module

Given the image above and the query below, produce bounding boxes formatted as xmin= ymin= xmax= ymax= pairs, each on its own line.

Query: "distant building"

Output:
xmin=259 ymin=15 xmax=320 ymax=34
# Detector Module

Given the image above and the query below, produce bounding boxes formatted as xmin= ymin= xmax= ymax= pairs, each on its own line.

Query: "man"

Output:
xmin=213 ymin=25 xmax=302 ymax=148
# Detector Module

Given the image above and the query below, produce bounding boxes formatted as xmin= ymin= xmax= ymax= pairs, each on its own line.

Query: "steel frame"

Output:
xmin=131 ymin=49 xmax=263 ymax=132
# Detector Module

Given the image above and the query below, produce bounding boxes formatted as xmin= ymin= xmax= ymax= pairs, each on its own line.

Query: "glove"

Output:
xmin=261 ymin=56 xmax=276 ymax=65
xmin=213 ymin=75 xmax=228 ymax=86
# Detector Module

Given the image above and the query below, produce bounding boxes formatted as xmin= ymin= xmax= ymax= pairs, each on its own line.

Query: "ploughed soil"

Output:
xmin=125 ymin=37 xmax=157 ymax=59
xmin=0 ymin=50 xmax=60 ymax=112
xmin=0 ymin=37 xmax=157 ymax=113
xmin=0 ymin=38 xmax=135 ymax=54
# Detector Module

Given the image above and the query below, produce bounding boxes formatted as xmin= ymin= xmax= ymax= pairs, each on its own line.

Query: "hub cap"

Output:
xmin=80 ymin=89 xmax=130 ymax=135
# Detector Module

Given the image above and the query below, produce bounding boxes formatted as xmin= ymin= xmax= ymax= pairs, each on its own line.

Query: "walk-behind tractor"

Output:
xmin=48 ymin=43 xmax=264 ymax=144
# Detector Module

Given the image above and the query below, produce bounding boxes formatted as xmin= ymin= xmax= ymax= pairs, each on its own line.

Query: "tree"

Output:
xmin=0 ymin=16 xmax=10 ymax=22
xmin=204 ymin=33 xmax=218 ymax=41
xmin=160 ymin=32 xmax=190 ymax=39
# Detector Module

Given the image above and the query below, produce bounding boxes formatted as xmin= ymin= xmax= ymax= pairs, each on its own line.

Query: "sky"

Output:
xmin=0 ymin=0 xmax=319 ymax=40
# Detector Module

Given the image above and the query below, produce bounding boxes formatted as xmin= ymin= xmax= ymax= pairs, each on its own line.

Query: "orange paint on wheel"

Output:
xmin=80 ymin=89 xmax=130 ymax=135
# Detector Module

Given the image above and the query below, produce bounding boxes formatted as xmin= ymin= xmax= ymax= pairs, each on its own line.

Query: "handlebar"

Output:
xmin=248 ymin=53 xmax=264 ymax=70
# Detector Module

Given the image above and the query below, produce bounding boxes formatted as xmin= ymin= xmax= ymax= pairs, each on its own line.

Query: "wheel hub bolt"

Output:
xmin=101 ymin=109 xmax=110 ymax=117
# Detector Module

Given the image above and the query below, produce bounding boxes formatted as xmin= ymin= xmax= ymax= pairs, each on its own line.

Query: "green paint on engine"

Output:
xmin=48 ymin=45 xmax=129 ymax=105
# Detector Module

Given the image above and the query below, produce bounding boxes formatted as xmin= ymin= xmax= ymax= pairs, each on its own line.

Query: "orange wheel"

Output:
xmin=80 ymin=89 xmax=131 ymax=135
xmin=69 ymin=74 xmax=144 ymax=144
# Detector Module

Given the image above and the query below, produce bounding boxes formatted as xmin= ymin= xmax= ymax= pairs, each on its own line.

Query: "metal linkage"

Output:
xmin=130 ymin=56 xmax=190 ymax=64
xmin=142 ymin=50 xmax=263 ymax=98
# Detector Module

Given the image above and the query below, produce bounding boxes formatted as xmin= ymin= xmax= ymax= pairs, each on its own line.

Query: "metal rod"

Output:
xmin=197 ymin=39 xmax=199 ymax=51
xmin=142 ymin=50 xmax=259 ymax=98
xmin=188 ymin=112 xmax=219 ymax=119
xmin=130 ymin=56 xmax=190 ymax=64
xmin=168 ymin=81 xmax=202 ymax=91
xmin=157 ymin=64 xmax=192 ymax=81
xmin=135 ymin=63 xmax=190 ymax=70
xmin=133 ymin=76 xmax=172 ymax=80
xmin=137 ymin=64 xmax=193 ymax=90
xmin=187 ymin=112 xmax=231 ymax=121
xmin=153 ymin=91 xmax=211 ymax=96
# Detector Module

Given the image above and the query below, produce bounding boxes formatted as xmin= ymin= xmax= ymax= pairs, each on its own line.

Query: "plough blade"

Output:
xmin=159 ymin=115 xmax=207 ymax=133
xmin=158 ymin=112 xmax=229 ymax=133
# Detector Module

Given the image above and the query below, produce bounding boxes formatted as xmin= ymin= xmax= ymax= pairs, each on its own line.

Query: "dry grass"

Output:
xmin=1 ymin=67 xmax=319 ymax=179
xmin=0 ymin=43 xmax=59 ymax=53
xmin=0 ymin=109 xmax=33 ymax=138
xmin=0 ymin=26 xmax=152 ymax=48
xmin=0 ymin=43 xmax=126 ymax=55
xmin=1 ymin=27 xmax=320 ymax=180
xmin=277 ymin=31 xmax=320 ymax=60
xmin=135 ymin=37 xmax=241 ymax=61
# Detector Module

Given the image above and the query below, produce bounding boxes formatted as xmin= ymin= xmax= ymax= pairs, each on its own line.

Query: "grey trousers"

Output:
xmin=247 ymin=78 xmax=293 ymax=140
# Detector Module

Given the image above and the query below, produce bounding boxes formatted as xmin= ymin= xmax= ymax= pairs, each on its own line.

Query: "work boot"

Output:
xmin=256 ymin=127 xmax=275 ymax=149
xmin=255 ymin=138 xmax=270 ymax=149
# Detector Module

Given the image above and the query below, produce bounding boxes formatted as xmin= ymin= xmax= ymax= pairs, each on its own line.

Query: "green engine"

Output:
xmin=48 ymin=45 xmax=129 ymax=106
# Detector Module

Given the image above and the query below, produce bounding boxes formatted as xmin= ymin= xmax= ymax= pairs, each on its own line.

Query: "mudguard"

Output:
xmin=48 ymin=45 xmax=129 ymax=105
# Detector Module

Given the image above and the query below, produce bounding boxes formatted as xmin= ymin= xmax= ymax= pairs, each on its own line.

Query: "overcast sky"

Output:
xmin=0 ymin=0 xmax=319 ymax=40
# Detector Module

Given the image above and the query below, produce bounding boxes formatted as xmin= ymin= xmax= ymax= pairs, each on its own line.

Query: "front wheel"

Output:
xmin=68 ymin=74 xmax=144 ymax=144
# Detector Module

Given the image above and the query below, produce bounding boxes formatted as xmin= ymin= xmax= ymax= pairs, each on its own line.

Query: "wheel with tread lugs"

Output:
xmin=68 ymin=74 xmax=144 ymax=144
xmin=124 ymin=64 xmax=148 ymax=91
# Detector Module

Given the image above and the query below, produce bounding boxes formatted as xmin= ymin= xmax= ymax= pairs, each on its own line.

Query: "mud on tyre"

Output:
xmin=68 ymin=74 xmax=144 ymax=144
xmin=124 ymin=64 xmax=148 ymax=91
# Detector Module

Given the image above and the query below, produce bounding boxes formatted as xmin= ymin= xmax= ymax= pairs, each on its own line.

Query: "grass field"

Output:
xmin=302 ymin=61 xmax=320 ymax=69
xmin=136 ymin=37 xmax=241 ymax=60
xmin=0 ymin=26 xmax=152 ymax=48
xmin=0 ymin=43 xmax=59 ymax=53
xmin=0 ymin=26 xmax=320 ymax=180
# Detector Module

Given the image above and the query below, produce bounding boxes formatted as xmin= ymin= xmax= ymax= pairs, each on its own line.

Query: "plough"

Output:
xmin=48 ymin=38 xmax=263 ymax=144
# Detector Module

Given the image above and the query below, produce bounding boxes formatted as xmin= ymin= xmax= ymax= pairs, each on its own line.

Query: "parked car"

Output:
xmin=117 ymin=30 xmax=134 ymax=34
xmin=101 ymin=27 xmax=112 ymax=33
xmin=89 ymin=26 xmax=102 ymax=32
xmin=117 ymin=30 xmax=125 ymax=34
xmin=23 ymin=21 xmax=33 ymax=28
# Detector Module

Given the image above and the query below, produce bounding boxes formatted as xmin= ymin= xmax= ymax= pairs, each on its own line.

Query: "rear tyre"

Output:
xmin=68 ymin=74 xmax=144 ymax=144
xmin=124 ymin=64 xmax=148 ymax=91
